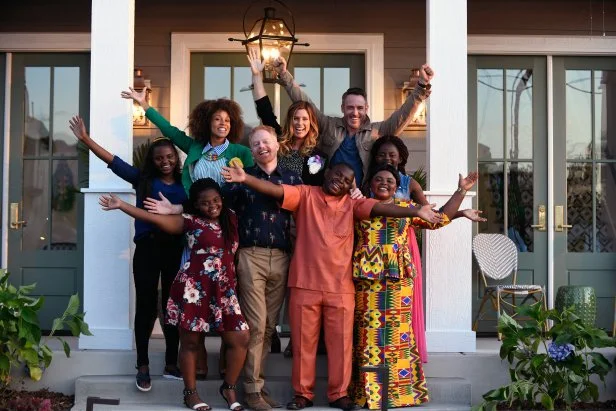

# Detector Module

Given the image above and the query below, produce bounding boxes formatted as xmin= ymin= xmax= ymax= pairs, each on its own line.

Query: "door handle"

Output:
xmin=10 ymin=203 xmax=27 ymax=229
xmin=554 ymin=205 xmax=572 ymax=232
xmin=530 ymin=205 xmax=546 ymax=231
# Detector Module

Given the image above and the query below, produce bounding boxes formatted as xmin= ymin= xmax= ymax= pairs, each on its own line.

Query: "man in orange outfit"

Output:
xmin=222 ymin=162 xmax=442 ymax=411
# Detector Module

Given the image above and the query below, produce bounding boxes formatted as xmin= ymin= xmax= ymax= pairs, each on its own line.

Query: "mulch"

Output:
xmin=0 ymin=388 xmax=74 ymax=411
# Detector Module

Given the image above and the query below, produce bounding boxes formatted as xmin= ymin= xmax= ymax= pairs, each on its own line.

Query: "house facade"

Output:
xmin=1 ymin=0 xmax=614 ymax=353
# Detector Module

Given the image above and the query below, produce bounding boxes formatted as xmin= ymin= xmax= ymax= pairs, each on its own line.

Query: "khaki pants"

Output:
xmin=289 ymin=287 xmax=355 ymax=402
xmin=237 ymin=247 xmax=289 ymax=393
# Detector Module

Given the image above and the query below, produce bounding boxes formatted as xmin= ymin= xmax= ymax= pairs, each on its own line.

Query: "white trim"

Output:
xmin=0 ymin=33 xmax=90 ymax=52
xmin=468 ymin=35 xmax=616 ymax=56
xmin=546 ymin=56 xmax=555 ymax=310
xmin=1 ymin=53 xmax=11 ymax=269
xmin=170 ymin=32 xmax=384 ymax=129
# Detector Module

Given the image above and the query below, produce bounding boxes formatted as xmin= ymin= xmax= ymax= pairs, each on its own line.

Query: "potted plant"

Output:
xmin=473 ymin=303 xmax=616 ymax=411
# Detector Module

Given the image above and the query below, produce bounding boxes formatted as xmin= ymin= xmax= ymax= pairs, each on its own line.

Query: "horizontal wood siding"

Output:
xmin=3 ymin=0 xmax=615 ymax=169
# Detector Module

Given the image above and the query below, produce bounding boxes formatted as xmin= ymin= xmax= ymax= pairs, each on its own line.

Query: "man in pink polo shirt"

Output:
xmin=222 ymin=162 xmax=441 ymax=411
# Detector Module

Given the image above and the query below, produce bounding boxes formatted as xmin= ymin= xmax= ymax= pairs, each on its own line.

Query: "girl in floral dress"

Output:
xmin=100 ymin=178 xmax=249 ymax=411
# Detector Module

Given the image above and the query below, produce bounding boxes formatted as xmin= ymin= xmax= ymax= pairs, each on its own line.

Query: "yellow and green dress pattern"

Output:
xmin=350 ymin=199 xmax=448 ymax=409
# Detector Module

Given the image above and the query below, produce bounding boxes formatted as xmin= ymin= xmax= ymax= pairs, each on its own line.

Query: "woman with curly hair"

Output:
xmin=248 ymin=48 xmax=328 ymax=186
xmin=122 ymin=88 xmax=254 ymax=192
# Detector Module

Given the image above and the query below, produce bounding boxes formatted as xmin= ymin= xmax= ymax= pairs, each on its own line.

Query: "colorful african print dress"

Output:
xmin=350 ymin=199 xmax=449 ymax=409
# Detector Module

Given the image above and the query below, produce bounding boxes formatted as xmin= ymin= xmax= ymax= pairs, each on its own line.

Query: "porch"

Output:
xmin=12 ymin=337 xmax=614 ymax=410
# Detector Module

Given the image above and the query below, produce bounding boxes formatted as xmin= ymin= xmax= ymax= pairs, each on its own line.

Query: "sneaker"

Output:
xmin=162 ymin=365 xmax=182 ymax=380
xmin=245 ymin=392 xmax=272 ymax=411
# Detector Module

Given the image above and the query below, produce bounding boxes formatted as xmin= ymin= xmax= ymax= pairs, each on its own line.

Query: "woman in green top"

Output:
xmin=122 ymin=88 xmax=253 ymax=382
xmin=122 ymin=88 xmax=254 ymax=193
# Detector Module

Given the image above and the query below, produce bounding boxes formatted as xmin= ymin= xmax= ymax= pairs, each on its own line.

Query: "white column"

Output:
xmin=79 ymin=0 xmax=135 ymax=350
xmin=424 ymin=0 xmax=476 ymax=352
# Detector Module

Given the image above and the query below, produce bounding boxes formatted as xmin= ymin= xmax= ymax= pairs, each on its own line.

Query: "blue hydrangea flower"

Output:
xmin=547 ymin=342 xmax=575 ymax=361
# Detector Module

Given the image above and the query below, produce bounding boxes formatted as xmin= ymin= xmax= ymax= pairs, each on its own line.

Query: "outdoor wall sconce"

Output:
xmin=400 ymin=68 xmax=427 ymax=130
xmin=132 ymin=68 xmax=151 ymax=127
xmin=229 ymin=0 xmax=309 ymax=83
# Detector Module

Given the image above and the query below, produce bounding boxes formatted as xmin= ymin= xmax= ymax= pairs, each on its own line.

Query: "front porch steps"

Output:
xmin=71 ymin=375 xmax=471 ymax=411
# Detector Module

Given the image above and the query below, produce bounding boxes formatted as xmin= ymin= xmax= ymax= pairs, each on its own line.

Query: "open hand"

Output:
xmin=144 ymin=192 xmax=181 ymax=215
xmin=417 ymin=203 xmax=443 ymax=224
xmin=273 ymin=56 xmax=287 ymax=75
xmin=68 ymin=115 xmax=89 ymax=142
xmin=349 ymin=187 xmax=364 ymax=199
xmin=461 ymin=209 xmax=487 ymax=222
xmin=247 ymin=47 xmax=265 ymax=75
xmin=419 ymin=64 xmax=434 ymax=84
xmin=221 ymin=164 xmax=246 ymax=183
xmin=459 ymin=171 xmax=479 ymax=191
xmin=120 ymin=87 xmax=149 ymax=108
xmin=99 ymin=194 xmax=122 ymax=211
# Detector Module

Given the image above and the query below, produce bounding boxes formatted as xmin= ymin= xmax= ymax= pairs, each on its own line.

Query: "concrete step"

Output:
xmin=77 ymin=405 xmax=471 ymax=411
xmin=72 ymin=376 xmax=471 ymax=411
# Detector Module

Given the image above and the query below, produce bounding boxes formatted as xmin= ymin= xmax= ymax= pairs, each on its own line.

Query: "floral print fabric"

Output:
xmin=166 ymin=213 xmax=248 ymax=333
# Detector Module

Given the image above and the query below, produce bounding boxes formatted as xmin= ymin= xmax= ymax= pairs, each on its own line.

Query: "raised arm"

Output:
xmin=376 ymin=64 xmax=433 ymax=137
xmin=371 ymin=201 xmax=442 ymax=224
xmin=273 ymin=57 xmax=335 ymax=133
xmin=121 ymin=88 xmax=193 ymax=154
xmin=69 ymin=116 xmax=140 ymax=185
xmin=248 ymin=48 xmax=267 ymax=101
xmin=221 ymin=165 xmax=284 ymax=201
xmin=69 ymin=116 xmax=114 ymax=164
xmin=100 ymin=194 xmax=184 ymax=235
xmin=438 ymin=172 xmax=478 ymax=219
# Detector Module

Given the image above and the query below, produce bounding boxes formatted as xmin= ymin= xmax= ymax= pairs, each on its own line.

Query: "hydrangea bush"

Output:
xmin=472 ymin=304 xmax=616 ymax=411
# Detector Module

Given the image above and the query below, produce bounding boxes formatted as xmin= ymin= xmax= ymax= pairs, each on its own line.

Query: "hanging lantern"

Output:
xmin=229 ymin=0 xmax=308 ymax=83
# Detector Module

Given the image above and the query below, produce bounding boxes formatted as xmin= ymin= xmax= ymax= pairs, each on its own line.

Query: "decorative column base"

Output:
xmin=79 ymin=189 xmax=134 ymax=351
xmin=424 ymin=192 xmax=476 ymax=353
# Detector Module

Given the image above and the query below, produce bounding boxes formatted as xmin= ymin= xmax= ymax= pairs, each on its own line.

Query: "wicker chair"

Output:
xmin=472 ymin=233 xmax=546 ymax=337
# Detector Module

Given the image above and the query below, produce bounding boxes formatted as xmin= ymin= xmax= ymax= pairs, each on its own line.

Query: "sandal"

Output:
xmin=183 ymin=388 xmax=212 ymax=411
xmin=135 ymin=366 xmax=151 ymax=392
xmin=219 ymin=381 xmax=244 ymax=411
xmin=286 ymin=396 xmax=313 ymax=410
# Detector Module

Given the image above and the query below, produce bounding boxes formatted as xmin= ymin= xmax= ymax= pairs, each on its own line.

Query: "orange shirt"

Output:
xmin=281 ymin=185 xmax=377 ymax=294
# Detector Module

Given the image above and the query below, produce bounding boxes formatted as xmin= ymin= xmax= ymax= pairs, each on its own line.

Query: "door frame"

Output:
xmin=170 ymin=32 xmax=384 ymax=131
xmin=0 ymin=33 xmax=90 ymax=268
xmin=468 ymin=34 xmax=616 ymax=309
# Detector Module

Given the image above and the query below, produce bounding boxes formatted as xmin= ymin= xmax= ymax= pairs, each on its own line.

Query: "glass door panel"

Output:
xmin=468 ymin=56 xmax=548 ymax=333
xmin=8 ymin=53 xmax=89 ymax=329
xmin=554 ymin=58 xmax=616 ymax=331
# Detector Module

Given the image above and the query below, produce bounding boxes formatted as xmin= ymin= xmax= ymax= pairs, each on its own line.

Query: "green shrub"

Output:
xmin=0 ymin=269 xmax=92 ymax=385
xmin=473 ymin=304 xmax=616 ymax=411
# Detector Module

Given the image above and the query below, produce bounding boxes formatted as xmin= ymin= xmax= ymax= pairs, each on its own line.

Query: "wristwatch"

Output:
xmin=456 ymin=187 xmax=467 ymax=195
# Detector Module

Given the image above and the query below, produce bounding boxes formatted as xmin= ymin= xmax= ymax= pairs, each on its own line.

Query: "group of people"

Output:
xmin=74 ymin=51 xmax=484 ymax=411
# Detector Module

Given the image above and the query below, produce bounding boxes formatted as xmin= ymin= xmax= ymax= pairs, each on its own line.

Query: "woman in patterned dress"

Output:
xmin=365 ymin=135 xmax=485 ymax=363
xmin=350 ymin=165 xmax=478 ymax=409
xmin=100 ymin=178 xmax=249 ymax=411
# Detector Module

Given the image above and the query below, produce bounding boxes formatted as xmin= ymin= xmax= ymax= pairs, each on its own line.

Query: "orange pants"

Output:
xmin=289 ymin=288 xmax=355 ymax=402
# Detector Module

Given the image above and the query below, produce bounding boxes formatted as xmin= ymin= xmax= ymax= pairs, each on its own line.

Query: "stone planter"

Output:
xmin=555 ymin=285 xmax=597 ymax=327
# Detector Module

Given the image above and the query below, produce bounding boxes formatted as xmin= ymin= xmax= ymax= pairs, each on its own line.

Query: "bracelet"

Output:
xmin=456 ymin=187 xmax=467 ymax=196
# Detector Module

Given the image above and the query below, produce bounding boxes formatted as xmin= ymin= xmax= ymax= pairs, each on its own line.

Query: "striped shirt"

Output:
xmin=191 ymin=139 xmax=230 ymax=186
